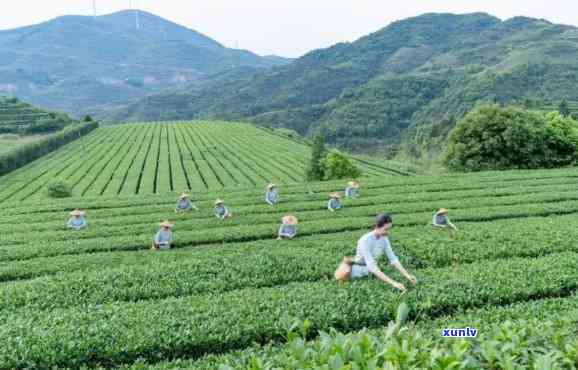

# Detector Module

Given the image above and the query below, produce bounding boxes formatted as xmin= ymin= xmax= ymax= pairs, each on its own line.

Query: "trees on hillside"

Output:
xmin=321 ymin=151 xmax=361 ymax=181
xmin=559 ymin=98 xmax=571 ymax=117
xmin=306 ymin=132 xmax=327 ymax=181
xmin=445 ymin=105 xmax=578 ymax=171
xmin=306 ymin=131 xmax=361 ymax=181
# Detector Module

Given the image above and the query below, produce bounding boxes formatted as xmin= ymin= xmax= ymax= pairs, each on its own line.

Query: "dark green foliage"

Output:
xmin=213 ymin=317 xmax=578 ymax=369
xmin=46 ymin=180 xmax=73 ymax=198
xmin=543 ymin=111 xmax=578 ymax=166
xmin=0 ymin=121 xmax=98 ymax=176
xmin=320 ymin=75 xmax=450 ymax=151
xmin=83 ymin=115 xmax=93 ymax=122
xmin=320 ymin=151 xmax=362 ymax=180
xmin=306 ymin=132 xmax=326 ymax=181
xmin=445 ymin=105 xmax=578 ymax=171
xmin=559 ymin=98 xmax=571 ymax=117
xmin=25 ymin=116 xmax=67 ymax=134
xmin=0 ymin=252 xmax=576 ymax=368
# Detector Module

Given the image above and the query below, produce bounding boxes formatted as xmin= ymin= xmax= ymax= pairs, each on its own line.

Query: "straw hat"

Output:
xmin=267 ymin=183 xmax=276 ymax=190
xmin=69 ymin=209 xmax=85 ymax=216
xmin=437 ymin=208 xmax=449 ymax=214
xmin=179 ymin=192 xmax=190 ymax=199
xmin=330 ymin=192 xmax=341 ymax=199
xmin=282 ymin=215 xmax=298 ymax=225
xmin=348 ymin=181 xmax=360 ymax=188
xmin=214 ymin=199 xmax=225 ymax=206
xmin=159 ymin=220 xmax=174 ymax=228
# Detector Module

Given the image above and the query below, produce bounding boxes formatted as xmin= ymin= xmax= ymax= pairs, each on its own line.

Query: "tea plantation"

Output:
xmin=0 ymin=121 xmax=403 ymax=203
xmin=0 ymin=122 xmax=577 ymax=368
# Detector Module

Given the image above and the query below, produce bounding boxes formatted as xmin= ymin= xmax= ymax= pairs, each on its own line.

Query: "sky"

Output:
xmin=0 ymin=0 xmax=576 ymax=58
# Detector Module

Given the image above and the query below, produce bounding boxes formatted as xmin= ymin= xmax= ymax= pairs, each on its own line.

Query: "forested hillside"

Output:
xmin=109 ymin=13 xmax=578 ymax=154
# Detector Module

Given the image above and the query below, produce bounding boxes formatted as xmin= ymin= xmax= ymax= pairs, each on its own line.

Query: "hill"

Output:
xmin=0 ymin=96 xmax=78 ymax=134
xmin=109 ymin=13 xmax=578 ymax=154
xmin=0 ymin=121 xmax=404 ymax=202
xmin=0 ymin=10 xmax=290 ymax=116
xmin=0 ymin=96 xmax=97 ymax=177
xmin=0 ymin=166 xmax=577 ymax=367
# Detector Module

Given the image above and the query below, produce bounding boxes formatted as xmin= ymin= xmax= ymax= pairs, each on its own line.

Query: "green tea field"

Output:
xmin=0 ymin=151 xmax=578 ymax=368
xmin=0 ymin=134 xmax=48 ymax=155
xmin=0 ymin=121 xmax=404 ymax=203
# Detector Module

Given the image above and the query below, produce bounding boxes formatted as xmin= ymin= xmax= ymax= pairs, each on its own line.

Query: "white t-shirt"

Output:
xmin=351 ymin=231 xmax=399 ymax=278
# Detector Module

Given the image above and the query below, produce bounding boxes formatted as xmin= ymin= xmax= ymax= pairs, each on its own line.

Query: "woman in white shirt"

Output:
xmin=348 ymin=214 xmax=417 ymax=292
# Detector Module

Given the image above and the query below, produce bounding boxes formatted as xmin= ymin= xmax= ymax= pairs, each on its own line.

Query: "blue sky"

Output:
xmin=0 ymin=0 xmax=575 ymax=57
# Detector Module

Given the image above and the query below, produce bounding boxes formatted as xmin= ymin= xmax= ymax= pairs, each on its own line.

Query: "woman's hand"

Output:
xmin=407 ymin=274 xmax=418 ymax=285
xmin=391 ymin=281 xmax=406 ymax=292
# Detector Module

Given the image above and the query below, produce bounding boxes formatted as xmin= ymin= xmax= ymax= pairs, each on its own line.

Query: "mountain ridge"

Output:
xmin=0 ymin=10 xmax=290 ymax=115
xmin=108 ymin=12 xmax=578 ymax=154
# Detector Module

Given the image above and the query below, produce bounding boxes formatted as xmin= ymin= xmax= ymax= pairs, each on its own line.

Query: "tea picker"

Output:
xmin=335 ymin=214 xmax=417 ymax=292
xmin=152 ymin=221 xmax=173 ymax=250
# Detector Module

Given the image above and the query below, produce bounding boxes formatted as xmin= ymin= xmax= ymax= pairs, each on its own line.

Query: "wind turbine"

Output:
xmin=92 ymin=0 xmax=97 ymax=19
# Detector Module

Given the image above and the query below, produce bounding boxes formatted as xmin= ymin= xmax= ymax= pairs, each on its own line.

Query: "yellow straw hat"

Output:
xmin=267 ymin=183 xmax=276 ymax=190
xmin=330 ymin=192 xmax=341 ymax=199
xmin=69 ymin=209 xmax=85 ymax=216
xmin=437 ymin=208 xmax=449 ymax=214
xmin=159 ymin=220 xmax=174 ymax=228
xmin=179 ymin=192 xmax=190 ymax=199
xmin=282 ymin=215 xmax=298 ymax=225
xmin=348 ymin=181 xmax=360 ymax=188
xmin=214 ymin=199 xmax=225 ymax=206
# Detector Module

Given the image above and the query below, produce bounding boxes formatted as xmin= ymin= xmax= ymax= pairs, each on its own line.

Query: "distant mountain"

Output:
xmin=262 ymin=55 xmax=293 ymax=64
xmin=0 ymin=10 xmax=290 ymax=115
xmin=109 ymin=13 xmax=578 ymax=153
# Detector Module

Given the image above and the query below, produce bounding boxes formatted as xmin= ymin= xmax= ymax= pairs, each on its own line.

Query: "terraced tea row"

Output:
xmin=3 ymin=212 xmax=578 ymax=312
xmin=1 ymin=166 xmax=578 ymax=368
xmin=3 ymin=165 xmax=577 ymax=217
xmin=1 ymin=169 xmax=577 ymax=256
xmin=0 ymin=121 xmax=400 ymax=201
xmin=1 ymin=252 xmax=576 ymax=369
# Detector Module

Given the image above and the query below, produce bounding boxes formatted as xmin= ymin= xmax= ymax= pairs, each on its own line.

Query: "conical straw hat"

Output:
xmin=69 ymin=209 xmax=85 ymax=216
xmin=348 ymin=181 xmax=360 ymax=188
xmin=330 ymin=192 xmax=341 ymax=198
xmin=159 ymin=220 xmax=174 ymax=228
xmin=214 ymin=199 xmax=225 ymax=205
xmin=267 ymin=183 xmax=276 ymax=190
xmin=179 ymin=192 xmax=190 ymax=199
xmin=282 ymin=215 xmax=298 ymax=225
xmin=437 ymin=208 xmax=449 ymax=214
